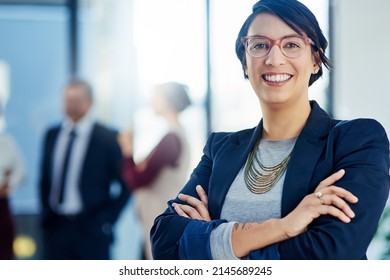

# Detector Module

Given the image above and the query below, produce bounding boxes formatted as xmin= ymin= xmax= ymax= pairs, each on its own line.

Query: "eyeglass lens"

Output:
xmin=245 ymin=36 xmax=307 ymax=58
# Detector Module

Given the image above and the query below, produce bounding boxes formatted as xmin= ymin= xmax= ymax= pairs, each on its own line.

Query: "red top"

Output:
xmin=121 ymin=132 xmax=182 ymax=190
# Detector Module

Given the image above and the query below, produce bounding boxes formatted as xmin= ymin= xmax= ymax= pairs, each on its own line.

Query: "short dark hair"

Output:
xmin=235 ymin=0 xmax=332 ymax=86
xmin=65 ymin=77 xmax=94 ymax=101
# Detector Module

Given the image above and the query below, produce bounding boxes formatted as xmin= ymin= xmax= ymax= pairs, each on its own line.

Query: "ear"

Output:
xmin=244 ymin=66 xmax=249 ymax=78
xmin=312 ymin=51 xmax=322 ymax=74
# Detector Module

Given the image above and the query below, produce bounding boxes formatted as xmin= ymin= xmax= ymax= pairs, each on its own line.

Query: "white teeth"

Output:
xmin=264 ymin=74 xmax=291 ymax=82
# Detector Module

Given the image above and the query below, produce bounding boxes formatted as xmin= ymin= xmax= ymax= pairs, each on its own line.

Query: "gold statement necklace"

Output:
xmin=244 ymin=138 xmax=292 ymax=194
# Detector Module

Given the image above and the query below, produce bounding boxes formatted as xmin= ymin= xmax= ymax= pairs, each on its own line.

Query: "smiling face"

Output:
xmin=244 ymin=13 xmax=318 ymax=108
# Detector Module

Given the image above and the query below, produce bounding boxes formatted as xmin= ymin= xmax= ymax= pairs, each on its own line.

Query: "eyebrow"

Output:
xmin=246 ymin=33 xmax=302 ymax=39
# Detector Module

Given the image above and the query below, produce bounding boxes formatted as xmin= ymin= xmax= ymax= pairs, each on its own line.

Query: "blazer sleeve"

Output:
xmin=278 ymin=119 xmax=390 ymax=259
xmin=151 ymin=133 xmax=228 ymax=260
xmin=151 ymin=131 xmax=280 ymax=260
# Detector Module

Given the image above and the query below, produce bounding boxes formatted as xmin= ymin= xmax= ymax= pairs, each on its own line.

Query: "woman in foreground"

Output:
xmin=150 ymin=0 xmax=390 ymax=260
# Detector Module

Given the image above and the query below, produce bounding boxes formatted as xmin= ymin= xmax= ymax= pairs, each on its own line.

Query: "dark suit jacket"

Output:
xmin=151 ymin=101 xmax=390 ymax=259
xmin=39 ymin=122 xmax=130 ymax=241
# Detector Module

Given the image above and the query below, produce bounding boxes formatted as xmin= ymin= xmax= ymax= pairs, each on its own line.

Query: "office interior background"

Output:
xmin=0 ymin=0 xmax=389 ymax=259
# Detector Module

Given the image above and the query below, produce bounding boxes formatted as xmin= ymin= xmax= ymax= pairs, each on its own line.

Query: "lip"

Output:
xmin=261 ymin=72 xmax=292 ymax=86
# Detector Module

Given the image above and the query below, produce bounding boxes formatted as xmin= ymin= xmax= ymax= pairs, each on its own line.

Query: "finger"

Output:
xmin=324 ymin=186 xmax=358 ymax=203
xmin=196 ymin=185 xmax=208 ymax=206
xmin=178 ymin=193 xmax=202 ymax=206
xmin=174 ymin=203 xmax=204 ymax=220
xmin=320 ymin=195 xmax=355 ymax=218
xmin=316 ymin=169 xmax=345 ymax=191
xmin=319 ymin=205 xmax=352 ymax=223
xmin=172 ymin=203 xmax=190 ymax=218
xmin=178 ymin=193 xmax=211 ymax=220
xmin=326 ymin=186 xmax=359 ymax=203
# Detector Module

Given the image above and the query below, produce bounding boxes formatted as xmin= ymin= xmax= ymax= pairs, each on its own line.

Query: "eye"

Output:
xmin=249 ymin=39 xmax=269 ymax=51
xmin=284 ymin=42 xmax=301 ymax=49
xmin=282 ymin=38 xmax=304 ymax=49
xmin=252 ymin=43 xmax=268 ymax=50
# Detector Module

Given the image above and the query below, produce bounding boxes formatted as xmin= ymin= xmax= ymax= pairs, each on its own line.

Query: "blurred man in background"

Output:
xmin=38 ymin=78 xmax=130 ymax=260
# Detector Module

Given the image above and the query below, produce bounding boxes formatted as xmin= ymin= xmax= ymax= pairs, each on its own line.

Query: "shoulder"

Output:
xmin=326 ymin=119 xmax=390 ymax=162
xmin=331 ymin=118 xmax=388 ymax=144
xmin=160 ymin=132 xmax=181 ymax=147
xmin=43 ymin=124 xmax=61 ymax=141
xmin=164 ymin=131 xmax=181 ymax=141
xmin=92 ymin=122 xmax=118 ymax=138
xmin=205 ymin=127 xmax=255 ymax=154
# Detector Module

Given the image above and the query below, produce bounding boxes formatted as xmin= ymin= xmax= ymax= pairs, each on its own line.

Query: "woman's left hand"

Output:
xmin=172 ymin=185 xmax=211 ymax=221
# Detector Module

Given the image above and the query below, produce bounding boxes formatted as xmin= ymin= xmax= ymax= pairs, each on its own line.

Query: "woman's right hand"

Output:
xmin=172 ymin=185 xmax=211 ymax=221
xmin=117 ymin=130 xmax=134 ymax=157
xmin=280 ymin=169 xmax=358 ymax=238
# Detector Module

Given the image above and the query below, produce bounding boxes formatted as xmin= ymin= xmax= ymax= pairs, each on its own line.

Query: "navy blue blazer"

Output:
xmin=39 ymin=122 xmax=130 ymax=241
xmin=151 ymin=101 xmax=390 ymax=260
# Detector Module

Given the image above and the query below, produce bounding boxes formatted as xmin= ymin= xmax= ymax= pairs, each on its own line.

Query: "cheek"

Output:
xmin=301 ymin=63 xmax=315 ymax=82
xmin=245 ymin=58 xmax=259 ymax=77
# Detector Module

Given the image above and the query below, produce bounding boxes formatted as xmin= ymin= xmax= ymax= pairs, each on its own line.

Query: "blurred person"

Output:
xmin=150 ymin=0 xmax=390 ymax=259
xmin=118 ymin=82 xmax=191 ymax=259
xmin=38 ymin=78 xmax=130 ymax=260
xmin=0 ymin=99 xmax=26 ymax=260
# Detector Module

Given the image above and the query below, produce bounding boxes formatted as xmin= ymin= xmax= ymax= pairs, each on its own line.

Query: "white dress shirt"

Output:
xmin=50 ymin=110 xmax=94 ymax=215
xmin=0 ymin=132 xmax=26 ymax=191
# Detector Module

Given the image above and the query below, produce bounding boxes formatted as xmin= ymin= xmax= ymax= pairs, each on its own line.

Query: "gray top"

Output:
xmin=210 ymin=137 xmax=296 ymax=259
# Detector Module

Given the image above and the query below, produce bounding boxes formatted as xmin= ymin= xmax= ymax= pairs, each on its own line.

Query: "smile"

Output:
xmin=262 ymin=74 xmax=292 ymax=83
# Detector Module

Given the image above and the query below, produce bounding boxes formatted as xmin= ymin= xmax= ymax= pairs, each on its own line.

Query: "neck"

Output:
xmin=260 ymin=100 xmax=311 ymax=140
xmin=163 ymin=111 xmax=179 ymax=127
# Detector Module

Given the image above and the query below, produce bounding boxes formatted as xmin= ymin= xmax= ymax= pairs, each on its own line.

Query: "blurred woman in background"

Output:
xmin=118 ymin=82 xmax=191 ymax=259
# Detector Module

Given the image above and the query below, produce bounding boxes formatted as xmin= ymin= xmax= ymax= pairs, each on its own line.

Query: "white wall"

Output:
xmin=333 ymin=0 xmax=390 ymax=134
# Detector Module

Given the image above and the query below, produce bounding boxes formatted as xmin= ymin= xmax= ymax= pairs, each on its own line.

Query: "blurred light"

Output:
xmin=13 ymin=235 xmax=37 ymax=259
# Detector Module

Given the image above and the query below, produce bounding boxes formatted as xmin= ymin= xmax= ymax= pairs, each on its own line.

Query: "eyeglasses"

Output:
xmin=241 ymin=35 xmax=314 ymax=58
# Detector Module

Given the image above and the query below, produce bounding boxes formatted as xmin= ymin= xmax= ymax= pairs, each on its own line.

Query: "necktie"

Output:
xmin=58 ymin=129 xmax=76 ymax=205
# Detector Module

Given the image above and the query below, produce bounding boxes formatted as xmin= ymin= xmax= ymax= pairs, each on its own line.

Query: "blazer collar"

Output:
xmin=230 ymin=100 xmax=332 ymax=145
xmin=209 ymin=122 xmax=263 ymax=218
xmin=281 ymin=101 xmax=333 ymax=214
xmin=210 ymin=100 xmax=333 ymax=218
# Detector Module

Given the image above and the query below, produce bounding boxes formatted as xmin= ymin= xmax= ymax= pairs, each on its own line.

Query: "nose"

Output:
xmin=264 ymin=45 xmax=286 ymax=66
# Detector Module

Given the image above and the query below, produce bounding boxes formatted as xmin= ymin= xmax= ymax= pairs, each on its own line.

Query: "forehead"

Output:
xmin=247 ymin=13 xmax=298 ymax=39
xmin=64 ymin=85 xmax=91 ymax=103
xmin=65 ymin=85 xmax=86 ymax=97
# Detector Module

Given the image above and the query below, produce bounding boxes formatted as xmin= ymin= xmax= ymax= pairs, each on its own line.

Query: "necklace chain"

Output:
xmin=244 ymin=139 xmax=292 ymax=194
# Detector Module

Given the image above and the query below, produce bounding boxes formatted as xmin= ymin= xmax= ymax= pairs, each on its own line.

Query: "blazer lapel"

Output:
xmin=209 ymin=121 xmax=263 ymax=219
xmin=281 ymin=101 xmax=333 ymax=215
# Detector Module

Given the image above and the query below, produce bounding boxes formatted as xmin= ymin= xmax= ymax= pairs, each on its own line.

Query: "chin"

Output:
xmin=259 ymin=93 xmax=290 ymax=105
